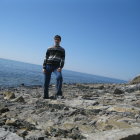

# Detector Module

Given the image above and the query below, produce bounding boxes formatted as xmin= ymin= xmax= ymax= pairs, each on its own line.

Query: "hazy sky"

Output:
xmin=0 ymin=0 xmax=140 ymax=80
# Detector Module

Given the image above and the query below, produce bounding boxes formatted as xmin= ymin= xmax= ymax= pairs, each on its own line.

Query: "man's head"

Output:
xmin=54 ymin=35 xmax=61 ymax=46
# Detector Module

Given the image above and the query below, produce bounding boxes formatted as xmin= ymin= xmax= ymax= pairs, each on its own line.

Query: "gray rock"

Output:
xmin=45 ymin=126 xmax=85 ymax=139
xmin=0 ymin=103 xmax=9 ymax=114
xmin=12 ymin=96 xmax=25 ymax=102
xmin=85 ymin=128 xmax=140 ymax=140
xmin=113 ymin=88 xmax=124 ymax=94
xmin=25 ymin=130 xmax=46 ymax=140
xmin=0 ymin=128 xmax=23 ymax=140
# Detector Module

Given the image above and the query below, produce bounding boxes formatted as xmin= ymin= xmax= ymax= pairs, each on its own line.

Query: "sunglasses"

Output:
xmin=55 ymin=38 xmax=60 ymax=41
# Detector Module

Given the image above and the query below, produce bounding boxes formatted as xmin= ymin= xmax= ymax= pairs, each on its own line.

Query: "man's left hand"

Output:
xmin=57 ymin=68 xmax=62 ymax=72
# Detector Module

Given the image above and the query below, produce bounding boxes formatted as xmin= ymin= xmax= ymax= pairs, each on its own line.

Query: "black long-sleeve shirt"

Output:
xmin=43 ymin=46 xmax=65 ymax=69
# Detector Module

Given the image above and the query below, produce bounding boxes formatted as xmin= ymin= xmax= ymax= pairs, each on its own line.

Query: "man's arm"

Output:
xmin=43 ymin=49 xmax=50 ymax=70
xmin=59 ymin=49 xmax=65 ymax=69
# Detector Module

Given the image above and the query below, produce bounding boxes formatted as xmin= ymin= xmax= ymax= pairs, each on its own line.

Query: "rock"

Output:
xmin=5 ymin=118 xmax=36 ymax=131
xmin=16 ymin=128 xmax=28 ymax=137
xmin=82 ymin=94 xmax=99 ymax=100
xmin=76 ymin=84 xmax=90 ymax=90
xmin=130 ymin=75 xmax=140 ymax=84
xmin=5 ymin=118 xmax=17 ymax=126
xmin=12 ymin=96 xmax=25 ymax=102
xmin=96 ymin=118 xmax=131 ymax=130
xmin=0 ymin=118 xmax=7 ymax=126
xmin=123 ymin=84 xmax=140 ymax=93
xmin=0 ymin=128 xmax=23 ymax=140
xmin=77 ymin=124 xmax=94 ymax=134
xmin=135 ymin=114 xmax=140 ymax=119
xmin=92 ymin=101 xmax=99 ymax=105
xmin=69 ymin=127 xmax=86 ymax=139
xmin=86 ymin=106 xmax=109 ymax=114
xmin=113 ymin=88 xmax=124 ymax=94
xmin=89 ymin=120 xmax=97 ymax=126
xmin=3 ymin=91 xmax=15 ymax=100
xmin=35 ymin=100 xmax=66 ymax=110
xmin=0 ymin=103 xmax=9 ymax=114
xmin=85 ymin=128 xmax=140 ymax=140
xmin=1 ymin=83 xmax=140 ymax=139
xmin=133 ymin=100 xmax=140 ymax=108
xmin=45 ymin=126 xmax=86 ymax=139
xmin=25 ymin=131 xmax=46 ymax=140
xmin=26 ymin=117 xmax=37 ymax=125
xmin=107 ymin=105 xmax=140 ymax=115
xmin=94 ymin=85 xmax=104 ymax=89
xmin=62 ymin=123 xmax=78 ymax=130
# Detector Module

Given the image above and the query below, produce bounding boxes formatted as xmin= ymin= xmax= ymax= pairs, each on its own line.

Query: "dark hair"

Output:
xmin=54 ymin=35 xmax=61 ymax=41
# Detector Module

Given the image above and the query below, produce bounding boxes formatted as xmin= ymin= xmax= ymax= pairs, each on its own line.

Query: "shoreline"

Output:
xmin=0 ymin=82 xmax=128 ymax=89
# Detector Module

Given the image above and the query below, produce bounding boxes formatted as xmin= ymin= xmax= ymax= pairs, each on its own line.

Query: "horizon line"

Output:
xmin=0 ymin=57 xmax=128 ymax=82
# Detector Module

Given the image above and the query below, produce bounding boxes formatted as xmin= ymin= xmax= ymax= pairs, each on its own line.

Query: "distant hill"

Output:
xmin=130 ymin=75 xmax=140 ymax=84
xmin=0 ymin=58 xmax=126 ymax=87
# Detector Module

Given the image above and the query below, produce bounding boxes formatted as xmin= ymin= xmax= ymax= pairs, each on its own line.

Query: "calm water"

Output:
xmin=0 ymin=58 xmax=126 ymax=87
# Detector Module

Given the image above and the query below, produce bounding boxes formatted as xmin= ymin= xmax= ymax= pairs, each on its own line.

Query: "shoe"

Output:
xmin=43 ymin=97 xmax=49 ymax=99
xmin=49 ymin=96 xmax=56 ymax=100
xmin=56 ymin=95 xmax=64 ymax=99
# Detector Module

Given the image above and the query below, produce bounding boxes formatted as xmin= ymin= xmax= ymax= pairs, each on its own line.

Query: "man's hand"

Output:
xmin=42 ymin=69 xmax=46 ymax=73
xmin=57 ymin=68 xmax=62 ymax=72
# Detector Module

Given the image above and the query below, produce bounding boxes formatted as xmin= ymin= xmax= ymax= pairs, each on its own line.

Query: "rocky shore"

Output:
xmin=0 ymin=82 xmax=140 ymax=140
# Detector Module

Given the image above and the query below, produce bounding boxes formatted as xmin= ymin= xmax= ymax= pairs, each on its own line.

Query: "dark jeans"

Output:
xmin=44 ymin=64 xmax=63 ymax=98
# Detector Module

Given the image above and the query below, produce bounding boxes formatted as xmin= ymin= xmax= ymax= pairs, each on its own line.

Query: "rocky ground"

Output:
xmin=0 ymin=83 xmax=140 ymax=140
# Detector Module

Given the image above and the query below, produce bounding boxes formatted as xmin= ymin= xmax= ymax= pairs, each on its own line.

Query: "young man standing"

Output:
xmin=43 ymin=35 xmax=65 ymax=99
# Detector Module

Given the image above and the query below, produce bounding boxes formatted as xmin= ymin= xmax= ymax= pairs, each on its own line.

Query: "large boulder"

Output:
xmin=130 ymin=75 xmax=140 ymax=84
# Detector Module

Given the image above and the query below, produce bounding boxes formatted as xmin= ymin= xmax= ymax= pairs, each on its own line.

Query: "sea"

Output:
xmin=0 ymin=58 xmax=126 ymax=87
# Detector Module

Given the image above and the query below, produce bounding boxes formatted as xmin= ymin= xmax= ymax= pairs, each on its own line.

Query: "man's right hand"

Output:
xmin=42 ymin=69 xmax=46 ymax=73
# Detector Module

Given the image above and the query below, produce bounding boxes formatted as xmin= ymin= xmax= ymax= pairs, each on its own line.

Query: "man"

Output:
xmin=43 ymin=35 xmax=65 ymax=99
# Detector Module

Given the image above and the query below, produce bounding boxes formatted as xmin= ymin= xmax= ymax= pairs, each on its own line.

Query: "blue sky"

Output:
xmin=0 ymin=0 xmax=140 ymax=81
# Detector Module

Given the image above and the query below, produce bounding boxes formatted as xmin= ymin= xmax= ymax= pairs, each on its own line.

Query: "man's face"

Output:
xmin=54 ymin=38 xmax=61 ymax=45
